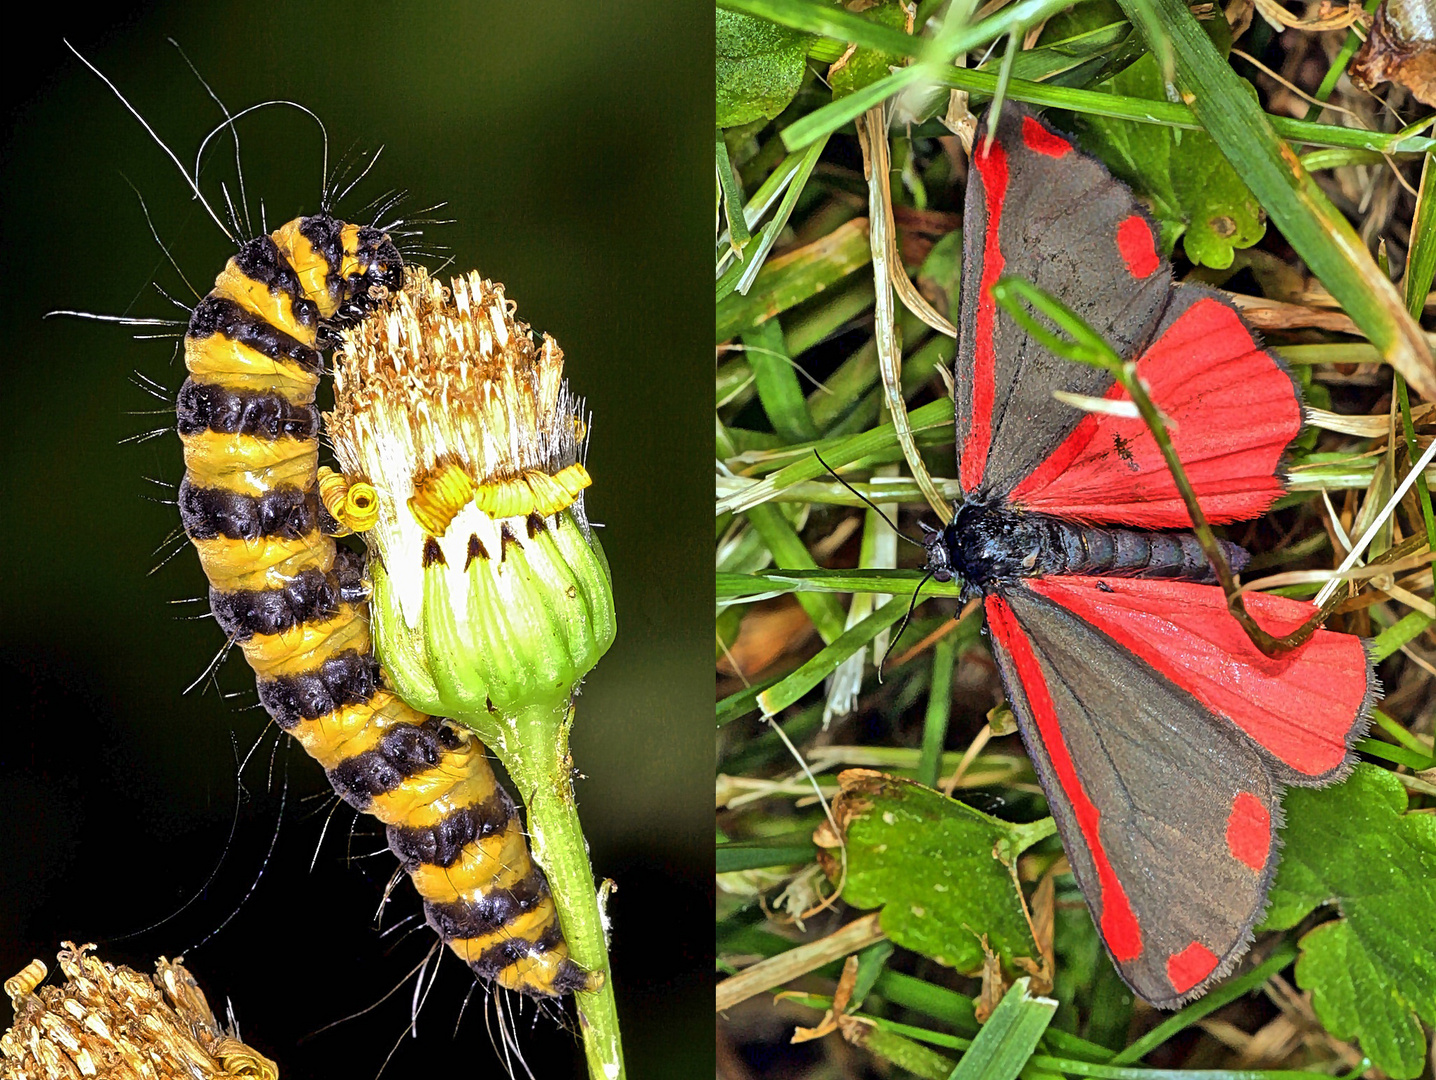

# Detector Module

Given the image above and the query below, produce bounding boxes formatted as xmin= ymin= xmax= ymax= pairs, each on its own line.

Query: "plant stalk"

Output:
xmin=482 ymin=700 xmax=624 ymax=1080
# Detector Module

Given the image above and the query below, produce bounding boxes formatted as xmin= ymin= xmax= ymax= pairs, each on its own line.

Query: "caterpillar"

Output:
xmin=176 ymin=211 xmax=596 ymax=1000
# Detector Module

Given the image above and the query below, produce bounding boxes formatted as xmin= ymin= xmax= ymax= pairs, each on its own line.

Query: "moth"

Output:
xmin=926 ymin=104 xmax=1376 ymax=1006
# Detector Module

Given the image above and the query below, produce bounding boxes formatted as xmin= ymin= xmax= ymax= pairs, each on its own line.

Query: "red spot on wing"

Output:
xmin=1026 ymin=577 xmax=1369 ymax=777
xmin=960 ymin=139 xmax=1009 ymax=491
xmin=986 ymin=595 xmax=1144 ymax=961
xmin=1010 ymin=297 xmax=1301 ymax=528
xmin=1167 ymin=941 xmax=1219 ymax=994
xmin=1117 ymin=215 xmax=1159 ymax=278
xmin=1021 ymin=115 xmax=1071 ymax=158
xmin=1226 ymin=792 xmax=1271 ymax=871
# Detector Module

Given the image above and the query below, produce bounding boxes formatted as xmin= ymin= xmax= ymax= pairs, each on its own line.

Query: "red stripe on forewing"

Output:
xmin=1117 ymin=215 xmax=1159 ymax=278
xmin=1010 ymin=297 xmax=1300 ymax=528
xmin=1226 ymin=792 xmax=1270 ymax=871
xmin=1167 ymin=941 xmax=1219 ymax=994
xmin=1026 ymin=577 xmax=1368 ymax=776
xmin=960 ymin=139 xmax=1009 ymax=491
xmin=1022 ymin=115 xmax=1071 ymax=158
xmin=986 ymin=595 xmax=1144 ymax=961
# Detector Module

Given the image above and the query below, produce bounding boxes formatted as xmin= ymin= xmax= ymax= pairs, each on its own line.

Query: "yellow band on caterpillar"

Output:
xmin=365 ymin=753 xmax=496 ymax=827
xmin=181 ymin=432 xmax=318 ymax=496
xmin=406 ymin=818 xmax=534 ymax=902
xmin=270 ymin=220 xmax=343 ymax=321
xmin=240 ymin=606 xmax=370 ymax=679
xmin=446 ymin=897 xmax=559 ymax=959
xmin=184 ymin=336 xmax=319 ymax=401
xmin=496 ymin=949 xmax=593 ymax=997
xmin=211 ymin=263 xmax=318 ymax=348
xmin=337 ymin=223 xmax=375 ymax=285
xmin=191 ymin=531 xmax=331 ymax=593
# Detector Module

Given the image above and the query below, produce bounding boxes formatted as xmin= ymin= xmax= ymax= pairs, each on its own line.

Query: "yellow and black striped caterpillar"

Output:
xmin=176 ymin=212 xmax=594 ymax=998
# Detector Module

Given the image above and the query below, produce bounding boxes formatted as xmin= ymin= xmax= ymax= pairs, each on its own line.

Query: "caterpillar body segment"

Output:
xmin=177 ymin=213 xmax=593 ymax=998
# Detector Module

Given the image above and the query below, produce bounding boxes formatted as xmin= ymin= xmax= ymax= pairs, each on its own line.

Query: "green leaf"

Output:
xmin=950 ymin=978 xmax=1056 ymax=1080
xmin=1261 ymin=765 xmax=1436 ymax=1078
xmin=833 ymin=772 xmax=1050 ymax=975
xmin=1077 ymin=24 xmax=1264 ymax=269
xmin=830 ymin=1 xmax=911 ymax=100
xmin=717 ymin=9 xmax=814 ymax=128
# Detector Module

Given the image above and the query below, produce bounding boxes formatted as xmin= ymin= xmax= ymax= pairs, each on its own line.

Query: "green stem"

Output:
xmin=489 ymin=700 xmax=624 ymax=1080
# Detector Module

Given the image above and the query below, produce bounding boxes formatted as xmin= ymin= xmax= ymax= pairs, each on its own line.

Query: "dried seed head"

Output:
xmin=327 ymin=267 xmax=615 ymax=728
xmin=2 ymin=943 xmax=278 ymax=1080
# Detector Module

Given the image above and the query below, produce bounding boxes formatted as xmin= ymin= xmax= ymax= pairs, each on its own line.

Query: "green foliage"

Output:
xmin=717 ymin=9 xmax=814 ymax=128
xmin=1263 ymin=765 xmax=1436 ymax=1078
xmin=835 ymin=774 xmax=1052 ymax=974
xmin=829 ymin=1 xmax=910 ymax=99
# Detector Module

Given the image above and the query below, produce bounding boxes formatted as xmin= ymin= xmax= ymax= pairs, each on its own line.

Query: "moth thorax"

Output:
xmin=934 ymin=498 xmax=1044 ymax=594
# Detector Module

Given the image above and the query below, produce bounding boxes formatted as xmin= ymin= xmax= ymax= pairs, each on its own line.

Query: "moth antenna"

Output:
xmin=878 ymin=570 xmax=935 ymax=682
xmin=168 ymin=36 xmax=253 ymax=237
xmin=813 ymin=450 xmax=922 ymax=545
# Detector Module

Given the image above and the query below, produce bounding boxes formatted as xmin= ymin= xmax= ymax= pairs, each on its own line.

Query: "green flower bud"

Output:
xmin=327 ymin=268 xmax=615 ymax=736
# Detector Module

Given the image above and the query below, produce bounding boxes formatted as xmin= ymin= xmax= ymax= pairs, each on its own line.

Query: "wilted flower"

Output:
xmin=2 ymin=943 xmax=278 ymax=1079
xmin=327 ymin=266 xmax=616 ymax=740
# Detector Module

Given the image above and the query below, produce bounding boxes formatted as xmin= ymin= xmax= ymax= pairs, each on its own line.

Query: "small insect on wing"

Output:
xmin=984 ymin=578 xmax=1373 ymax=1006
xmin=955 ymin=104 xmax=1170 ymax=498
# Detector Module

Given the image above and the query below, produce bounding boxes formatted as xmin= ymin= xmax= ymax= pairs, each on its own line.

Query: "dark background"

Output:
xmin=1 ymin=5 xmax=710 ymax=1076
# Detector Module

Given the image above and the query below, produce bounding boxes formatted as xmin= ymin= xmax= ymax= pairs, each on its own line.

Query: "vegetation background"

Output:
xmin=0 ymin=4 xmax=712 ymax=1076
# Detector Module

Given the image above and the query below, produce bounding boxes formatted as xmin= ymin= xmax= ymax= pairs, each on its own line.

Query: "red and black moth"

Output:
xmin=927 ymin=104 xmax=1378 ymax=1007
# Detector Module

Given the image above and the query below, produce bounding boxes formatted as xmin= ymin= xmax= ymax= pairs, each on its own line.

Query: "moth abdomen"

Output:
xmin=1039 ymin=518 xmax=1249 ymax=582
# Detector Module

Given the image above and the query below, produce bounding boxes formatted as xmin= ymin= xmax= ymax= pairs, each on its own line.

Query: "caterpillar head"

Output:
xmin=333 ymin=223 xmax=404 ymax=324
xmin=276 ymin=215 xmax=403 ymax=333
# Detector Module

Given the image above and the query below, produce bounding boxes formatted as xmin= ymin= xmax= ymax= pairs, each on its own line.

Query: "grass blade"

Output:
xmin=1115 ymin=0 xmax=1436 ymax=399
xmin=949 ymin=977 xmax=1057 ymax=1080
